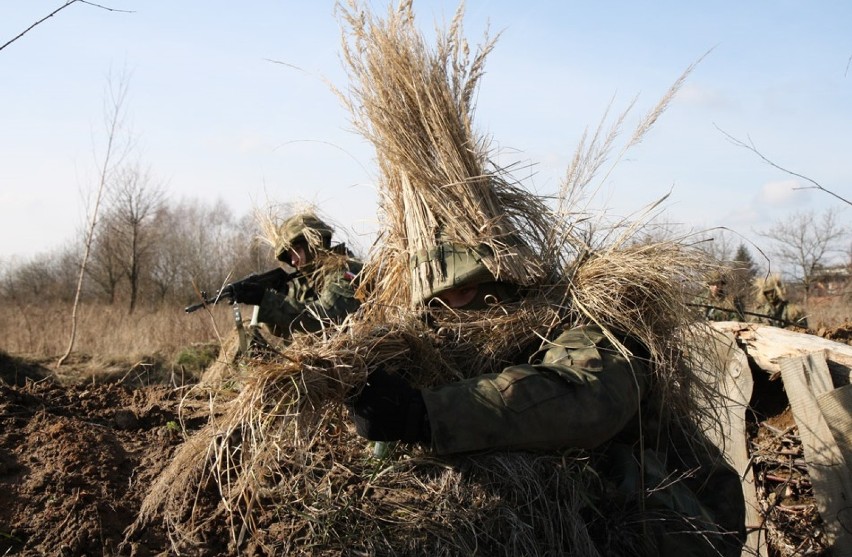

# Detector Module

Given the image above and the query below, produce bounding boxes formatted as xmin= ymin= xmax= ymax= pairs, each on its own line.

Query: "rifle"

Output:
xmin=688 ymin=303 xmax=806 ymax=328
xmin=185 ymin=267 xmax=298 ymax=313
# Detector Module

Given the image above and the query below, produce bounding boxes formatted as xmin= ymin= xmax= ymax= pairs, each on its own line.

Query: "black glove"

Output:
xmin=347 ymin=369 xmax=431 ymax=444
xmin=229 ymin=280 xmax=266 ymax=306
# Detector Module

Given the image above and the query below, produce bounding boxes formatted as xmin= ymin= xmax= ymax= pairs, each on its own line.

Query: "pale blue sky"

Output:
xmin=1 ymin=1 xmax=850 ymax=262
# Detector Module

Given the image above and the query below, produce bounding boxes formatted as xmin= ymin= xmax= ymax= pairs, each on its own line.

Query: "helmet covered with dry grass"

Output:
xmin=707 ymin=268 xmax=728 ymax=286
xmin=755 ymin=274 xmax=786 ymax=303
xmin=274 ymin=213 xmax=334 ymax=262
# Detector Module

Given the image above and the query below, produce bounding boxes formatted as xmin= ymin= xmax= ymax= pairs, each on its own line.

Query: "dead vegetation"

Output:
xmin=750 ymin=407 xmax=828 ymax=555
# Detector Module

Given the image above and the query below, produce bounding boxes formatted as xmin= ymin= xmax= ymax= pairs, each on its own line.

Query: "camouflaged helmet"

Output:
xmin=274 ymin=213 xmax=334 ymax=262
xmin=410 ymin=242 xmax=496 ymax=302
xmin=755 ymin=274 xmax=786 ymax=303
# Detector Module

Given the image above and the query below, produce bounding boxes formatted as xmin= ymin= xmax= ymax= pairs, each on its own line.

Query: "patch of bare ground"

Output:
xmin=0 ymin=354 xmax=214 ymax=556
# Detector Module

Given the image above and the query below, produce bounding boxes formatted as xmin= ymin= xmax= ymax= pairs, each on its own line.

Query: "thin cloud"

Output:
xmin=725 ymin=206 xmax=762 ymax=227
xmin=678 ymin=83 xmax=732 ymax=110
xmin=758 ymin=179 xmax=804 ymax=206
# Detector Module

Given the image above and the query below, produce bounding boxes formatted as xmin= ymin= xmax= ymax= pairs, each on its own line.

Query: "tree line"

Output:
xmin=2 ymin=196 xmax=848 ymax=313
xmin=0 ymin=193 xmax=273 ymax=312
xmin=699 ymin=207 xmax=850 ymax=305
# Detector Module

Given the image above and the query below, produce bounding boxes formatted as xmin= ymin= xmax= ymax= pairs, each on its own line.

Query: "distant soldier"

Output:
xmin=699 ymin=270 xmax=746 ymax=322
xmin=750 ymin=275 xmax=808 ymax=329
xmin=197 ymin=212 xmax=363 ymax=387
xmin=239 ymin=212 xmax=363 ymax=340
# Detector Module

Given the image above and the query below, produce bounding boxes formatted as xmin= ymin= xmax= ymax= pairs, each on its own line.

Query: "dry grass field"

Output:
xmin=1 ymin=302 xmax=235 ymax=380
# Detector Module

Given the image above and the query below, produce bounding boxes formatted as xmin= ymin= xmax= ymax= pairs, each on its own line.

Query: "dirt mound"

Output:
xmin=814 ymin=320 xmax=852 ymax=345
xmin=3 ymin=328 xmax=846 ymax=555
xmin=0 ymin=367 xmax=215 ymax=556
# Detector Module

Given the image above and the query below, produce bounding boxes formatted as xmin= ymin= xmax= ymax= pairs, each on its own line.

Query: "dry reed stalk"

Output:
xmin=337 ymin=0 xmax=551 ymax=307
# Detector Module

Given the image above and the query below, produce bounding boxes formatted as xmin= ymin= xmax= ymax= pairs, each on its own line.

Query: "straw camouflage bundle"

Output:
xmin=128 ymin=2 xmax=725 ymax=555
xmin=337 ymin=0 xmax=553 ymax=309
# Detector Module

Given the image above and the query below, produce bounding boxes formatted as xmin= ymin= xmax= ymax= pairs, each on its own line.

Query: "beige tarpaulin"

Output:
xmin=780 ymin=354 xmax=852 ymax=556
xmin=692 ymin=327 xmax=765 ymax=557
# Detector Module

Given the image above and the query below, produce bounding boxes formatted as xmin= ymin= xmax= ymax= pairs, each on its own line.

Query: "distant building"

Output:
xmin=811 ymin=264 xmax=851 ymax=296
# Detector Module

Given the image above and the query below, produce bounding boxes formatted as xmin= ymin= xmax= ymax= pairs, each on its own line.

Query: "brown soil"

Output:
xmin=0 ymin=352 xmax=215 ymax=556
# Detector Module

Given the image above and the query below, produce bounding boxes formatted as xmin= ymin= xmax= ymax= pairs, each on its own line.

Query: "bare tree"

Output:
xmin=86 ymin=216 xmax=125 ymax=303
xmin=105 ymin=163 xmax=166 ymax=313
xmin=758 ymin=207 xmax=849 ymax=302
xmin=694 ymin=228 xmax=739 ymax=263
xmin=179 ymin=199 xmax=253 ymax=295
xmin=58 ymin=70 xmax=133 ymax=367
xmin=146 ymin=207 xmax=184 ymax=303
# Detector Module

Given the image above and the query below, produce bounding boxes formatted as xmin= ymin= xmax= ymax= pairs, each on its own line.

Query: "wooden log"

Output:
xmin=709 ymin=322 xmax=852 ymax=385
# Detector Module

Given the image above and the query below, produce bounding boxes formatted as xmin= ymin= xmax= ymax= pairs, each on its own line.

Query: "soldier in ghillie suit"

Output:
xmin=348 ymin=238 xmax=746 ymax=556
xmin=133 ymin=5 xmax=747 ymax=555
xmin=198 ymin=211 xmax=363 ymax=386
xmin=252 ymin=212 xmax=363 ymax=339
xmin=698 ymin=270 xmax=746 ymax=321
xmin=338 ymin=2 xmax=745 ymax=554
xmin=750 ymin=274 xmax=808 ymax=329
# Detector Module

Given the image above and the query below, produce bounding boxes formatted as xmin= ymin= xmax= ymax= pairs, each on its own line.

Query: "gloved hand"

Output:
xmin=229 ymin=280 xmax=266 ymax=306
xmin=347 ymin=368 xmax=431 ymax=444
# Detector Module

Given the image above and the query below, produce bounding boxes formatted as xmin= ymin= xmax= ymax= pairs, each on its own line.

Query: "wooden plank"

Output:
xmin=780 ymin=355 xmax=852 ymax=556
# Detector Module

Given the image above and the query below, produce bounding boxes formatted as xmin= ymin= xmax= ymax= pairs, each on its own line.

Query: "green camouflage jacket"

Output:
xmin=256 ymin=257 xmax=362 ymax=339
xmin=752 ymin=300 xmax=808 ymax=329
xmin=420 ymin=323 xmax=745 ymax=556
xmin=694 ymin=292 xmax=746 ymax=322
xmin=421 ymin=325 xmax=646 ymax=454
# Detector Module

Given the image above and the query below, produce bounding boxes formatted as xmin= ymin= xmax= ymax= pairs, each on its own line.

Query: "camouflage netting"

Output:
xmin=127 ymin=2 xmax=728 ymax=555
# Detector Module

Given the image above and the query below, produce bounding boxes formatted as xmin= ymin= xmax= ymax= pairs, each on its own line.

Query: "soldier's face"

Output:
xmin=289 ymin=242 xmax=311 ymax=269
xmin=429 ymin=281 xmax=516 ymax=310
xmin=432 ymin=285 xmax=479 ymax=308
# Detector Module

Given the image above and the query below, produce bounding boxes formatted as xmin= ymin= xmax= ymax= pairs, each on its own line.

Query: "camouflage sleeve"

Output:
xmin=256 ymin=271 xmax=360 ymax=338
xmin=420 ymin=325 xmax=649 ymax=455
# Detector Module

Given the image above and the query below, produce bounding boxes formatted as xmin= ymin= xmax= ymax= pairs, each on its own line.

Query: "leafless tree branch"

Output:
xmin=757 ymin=207 xmax=848 ymax=300
xmin=0 ymin=0 xmax=133 ymax=53
xmin=716 ymin=125 xmax=851 ymax=207
xmin=78 ymin=0 xmax=134 ymax=12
